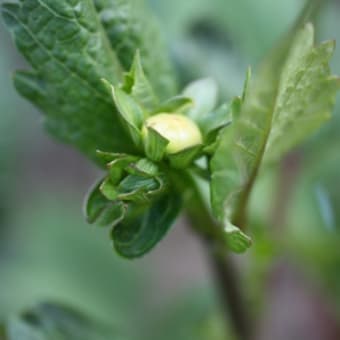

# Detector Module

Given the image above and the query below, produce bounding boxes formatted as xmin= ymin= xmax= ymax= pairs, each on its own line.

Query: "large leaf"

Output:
xmin=112 ymin=190 xmax=181 ymax=258
xmin=94 ymin=0 xmax=177 ymax=99
xmin=1 ymin=0 xmax=135 ymax=164
xmin=4 ymin=302 xmax=124 ymax=340
xmin=211 ymin=24 xmax=340 ymax=231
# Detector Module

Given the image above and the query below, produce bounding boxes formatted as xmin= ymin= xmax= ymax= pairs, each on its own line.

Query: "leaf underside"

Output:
xmin=211 ymin=23 xmax=340 ymax=227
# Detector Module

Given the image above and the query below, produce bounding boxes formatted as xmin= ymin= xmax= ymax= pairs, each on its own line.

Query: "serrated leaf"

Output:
xmin=5 ymin=302 xmax=122 ymax=340
xmin=1 ymin=0 xmax=135 ymax=164
xmin=112 ymin=191 xmax=181 ymax=258
xmin=94 ymin=0 xmax=177 ymax=99
xmin=211 ymin=23 xmax=340 ymax=232
xmin=121 ymin=50 xmax=158 ymax=111
xmin=109 ymin=84 xmax=145 ymax=147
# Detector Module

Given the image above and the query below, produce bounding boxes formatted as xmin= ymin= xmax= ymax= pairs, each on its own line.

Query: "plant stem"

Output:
xmin=180 ymin=173 xmax=250 ymax=340
xmin=204 ymin=240 xmax=250 ymax=340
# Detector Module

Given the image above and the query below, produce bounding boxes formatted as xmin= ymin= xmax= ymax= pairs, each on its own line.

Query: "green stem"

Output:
xmin=175 ymin=171 xmax=250 ymax=340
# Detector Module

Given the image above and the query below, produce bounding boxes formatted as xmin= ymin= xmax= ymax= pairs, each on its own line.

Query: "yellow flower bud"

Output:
xmin=142 ymin=113 xmax=203 ymax=154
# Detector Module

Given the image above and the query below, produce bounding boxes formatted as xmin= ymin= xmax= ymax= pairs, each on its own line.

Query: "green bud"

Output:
xmin=142 ymin=113 xmax=203 ymax=154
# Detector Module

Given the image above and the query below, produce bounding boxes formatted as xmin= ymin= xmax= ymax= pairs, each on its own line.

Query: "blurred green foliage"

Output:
xmin=1 ymin=0 xmax=340 ymax=338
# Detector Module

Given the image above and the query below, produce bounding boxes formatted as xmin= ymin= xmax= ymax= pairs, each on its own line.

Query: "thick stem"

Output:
xmin=204 ymin=243 xmax=250 ymax=340
xmin=180 ymin=173 xmax=250 ymax=340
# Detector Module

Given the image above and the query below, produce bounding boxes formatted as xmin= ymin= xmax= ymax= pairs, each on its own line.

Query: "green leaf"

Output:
xmin=112 ymin=191 xmax=181 ymax=258
xmin=153 ymin=96 xmax=193 ymax=114
xmin=117 ymin=174 xmax=165 ymax=203
xmin=121 ymin=50 xmax=159 ymax=111
xmin=199 ymin=103 xmax=232 ymax=142
xmin=107 ymin=82 xmax=145 ymax=147
xmin=223 ymin=221 xmax=252 ymax=253
xmin=211 ymin=23 xmax=340 ymax=231
xmin=143 ymin=127 xmax=169 ymax=162
xmin=107 ymin=154 xmax=139 ymax=184
xmin=126 ymin=158 xmax=159 ymax=177
xmin=183 ymin=78 xmax=218 ymax=121
xmin=168 ymin=145 xmax=202 ymax=169
xmin=5 ymin=302 xmax=122 ymax=340
xmin=100 ymin=177 xmax=118 ymax=201
xmin=85 ymin=180 xmax=125 ymax=227
xmin=94 ymin=0 xmax=177 ymax=99
xmin=1 ymin=0 xmax=135 ymax=164
xmin=264 ymin=36 xmax=340 ymax=163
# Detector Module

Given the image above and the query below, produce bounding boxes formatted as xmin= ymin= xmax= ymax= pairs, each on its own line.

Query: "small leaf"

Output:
xmin=85 ymin=180 xmax=125 ymax=227
xmin=96 ymin=202 xmax=125 ymax=228
xmin=117 ymin=174 xmax=165 ymax=203
xmin=100 ymin=178 xmax=118 ymax=201
xmin=107 ymin=154 xmax=138 ymax=184
xmin=5 ymin=302 xmax=121 ymax=340
xmin=199 ymin=103 xmax=232 ymax=141
xmin=183 ymin=78 xmax=218 ymax=121
xmin=112 ymin=191 xmax=182 ymax=258
xmin=126 ymin=158 xmax=159 ymax=177
xmin=168 ymin=145 xmax=202 ymax=169
xmin=85 ymin=180 xmax=109 ymax=224
xmin=122 ymin=50 xmax=159 ymax=111
xmin=105 ymin=81 xmax=145 ymax=147
xmin=153 ymin=96 xmax=193 ymax=114
xmin=224 ymin=221 xmax=252 ymax=253
xmin=143 ymin=127 xmax=169 ymax=162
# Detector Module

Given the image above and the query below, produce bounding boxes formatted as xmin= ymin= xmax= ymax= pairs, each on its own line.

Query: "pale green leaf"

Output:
xmin=211 ymin=23 xmax=340 ymax=231
xmin=183 ymin=78 xmax=218 ymax=121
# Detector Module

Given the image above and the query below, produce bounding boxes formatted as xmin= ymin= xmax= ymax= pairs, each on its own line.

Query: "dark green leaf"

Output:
xmin=85 ymin=180 xmax=125 ymax=227
xmin=1 ymin=0 xmax=134 ymax=164
xmin=85 ymin=180 xmax=109 ymax=224
xmin=112 ymin=191 xmax=181 ymax=258
xmin=5 ymin=302 xmax=122 ymax=340
xmin=126 ymin=158 xmax=159 ymax=177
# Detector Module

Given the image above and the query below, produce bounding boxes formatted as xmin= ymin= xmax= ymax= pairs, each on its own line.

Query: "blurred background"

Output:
xmin=1 ymin=0 xmax=340 ymax=339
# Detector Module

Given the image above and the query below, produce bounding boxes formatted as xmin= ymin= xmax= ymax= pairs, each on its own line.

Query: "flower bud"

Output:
xmin=142 ymin=113 xmax=203 ymax=154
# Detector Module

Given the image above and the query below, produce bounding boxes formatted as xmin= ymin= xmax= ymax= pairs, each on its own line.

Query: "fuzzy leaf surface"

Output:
xmin=1 ymin=0 xmax=139 ymax=164
xmin=211 ymin=24 xmax=340 ymax=227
